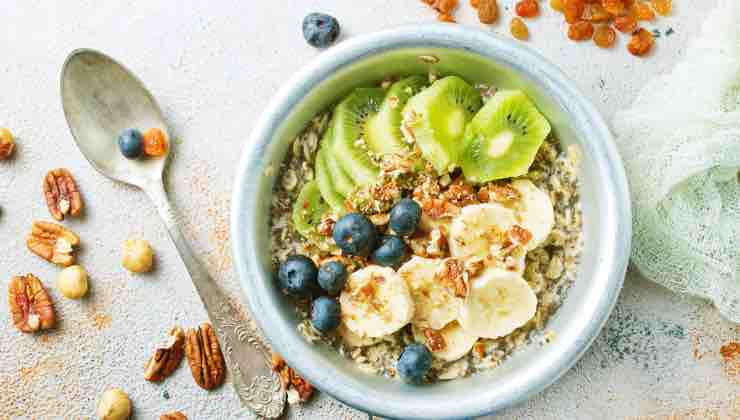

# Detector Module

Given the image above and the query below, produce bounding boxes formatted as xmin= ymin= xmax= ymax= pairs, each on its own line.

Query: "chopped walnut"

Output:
xmin=479 ymin=183 xmax=521 ymax=203
xmin=508 ymin=225 xmax=533 ymax=246
xmin=440 ymin=258 xmax=468 ymax=298
xmin=316 ymin=214 xmax=337 ymax=236
xmin=272 ymin=353 xmax=313 ymax=403
xmin=424 ymin=328 xmax=447 ymax=352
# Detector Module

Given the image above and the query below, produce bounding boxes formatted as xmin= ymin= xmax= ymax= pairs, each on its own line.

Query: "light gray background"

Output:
xmin=0 ymin=1 xmax=737 ymax=419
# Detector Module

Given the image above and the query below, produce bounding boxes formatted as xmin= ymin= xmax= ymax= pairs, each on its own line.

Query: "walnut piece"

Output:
xmin=145 ymin=327 xmax=185 ymax=382
xmin=0 ymin=128 xmax=15 ymax=160
xmin=8 ymin=274 xmax=55 ymax=333
xmin=423 ymin=328 xmax=447 ymax=352
xmin=26 ymin=221 xmax=80 ymax=266
xmin=272 ymin=353 xmax=313 ymax=403
xmin=43 ymin=168 xmax=83 ymax=221
xmin=160 ymin=411 xmax=187 ymax=420
xmin=440 ymin=258 xmax=468 ymax=298
xmin=185 ymin=323 xmax=226 ymax=390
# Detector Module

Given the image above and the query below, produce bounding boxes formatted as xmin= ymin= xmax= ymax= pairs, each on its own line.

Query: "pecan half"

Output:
xmin=8 ymin=274 xmax=55 ymax=333
xmin=185 ymin=323 xmax=226 ymax=390
xmin=160 ymin=411 xmax=187 ymax=420
xmin=145 ymin=327 xmax=185 ymax=382
xmin=423 ymin=328 xmax=447 ymax=352
xmin=43 ymin=168 xmax=83 ymax=221
xmin=26 ymin=221 xmax=80 ymax=266
xmin=271 ymin=353 xmax=313 ymax=403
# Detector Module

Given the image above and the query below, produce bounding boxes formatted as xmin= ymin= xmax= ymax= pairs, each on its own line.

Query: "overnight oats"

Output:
xmin=269 ymin=73 xmax=583 ymax=383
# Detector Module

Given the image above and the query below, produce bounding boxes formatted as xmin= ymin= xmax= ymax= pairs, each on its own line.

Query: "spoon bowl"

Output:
xmin=61 ymin=49 xmax=168 ymax=188
xmin=60 ymin=49 xmax=286 ymax=418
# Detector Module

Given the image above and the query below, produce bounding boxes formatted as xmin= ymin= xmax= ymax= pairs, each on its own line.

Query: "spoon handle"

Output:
xmin=145 ymin=181 xmax=286 ymax=418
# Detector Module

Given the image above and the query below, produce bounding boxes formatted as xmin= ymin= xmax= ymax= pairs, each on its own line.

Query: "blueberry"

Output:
xmin=389 ymin=198 xmax=422 ymax=236
xmin=397 ymin=343 xmax=432 ymax=383
xmin=371 ymin=235 xmax=407 ymax=268
xmin=277 ymin=255 xmax=318 ymax=296
xmin=302 ymin=13 xmax=340 ymax=48
xmin=318 ymin=260 xmax=348 ymax=296
xmin=118 ymin=128 xmax=144 ymax=159
xmin=332 ymin=213 xmax=378 ymax=257
xmin=311 ymin=296 xmax=341 ymax=333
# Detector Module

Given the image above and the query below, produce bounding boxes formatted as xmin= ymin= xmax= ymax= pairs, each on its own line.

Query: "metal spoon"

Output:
xmin=60 ymin=49 xmax=285 ymax=418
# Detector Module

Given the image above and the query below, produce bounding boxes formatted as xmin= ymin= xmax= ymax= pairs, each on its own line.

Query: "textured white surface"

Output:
xmin=0 ymin=1 xmax=737 ymax=419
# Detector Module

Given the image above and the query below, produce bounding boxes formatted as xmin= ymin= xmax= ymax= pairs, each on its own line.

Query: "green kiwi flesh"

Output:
xmin=292 ymin=180 xmax=329 ymax=238
xmin=315 ymin=146 xmax=347 ymax=213
xmin=321 ymin=124 xmax=356 ymax=197
xmin=401 ymin=76 xmax=482 ymax=174
xmin=330 ymin=88 xmax=384 ymax=186
xmin=460 ymin=90 xmax=551 ymax=183
xmin=365 ymin=75 xmax=427 ymax=156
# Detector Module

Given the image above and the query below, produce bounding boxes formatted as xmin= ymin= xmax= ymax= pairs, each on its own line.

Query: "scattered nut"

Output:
xmin=271 ymin=353 xmax=314 ymax=403
xmin=423 ymin=328 xmax=447 ymax=352
xmin=185 ymin=323 xmax=226 ymax=390
xmin=8 ymin=274 xmax=55 ymax=333
xmin=26 ymin=221 xmax=80 ymax=266
xmin=145 ymin=327 xmax=186 ymax=382
xmin=56 ymin=265 xmax=89 ymax=299
xmin=43 ymin=168 xmax=83 ymax=221
xmin=0 ymin=128 xmax=15 ymax=160
xmin=160 ymin=411 xmax=187 ymax=420
xmin=477 ymin=0 xmax=498 ymax=23
xmin=122 ymin=239 xmax=154 ymax=273
xmin=97 ymin=388 xmax=132 ymax=420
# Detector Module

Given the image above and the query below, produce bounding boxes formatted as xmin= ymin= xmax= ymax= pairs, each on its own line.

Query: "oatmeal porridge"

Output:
xmin=269 ymin=73 xmax=582 ymax=383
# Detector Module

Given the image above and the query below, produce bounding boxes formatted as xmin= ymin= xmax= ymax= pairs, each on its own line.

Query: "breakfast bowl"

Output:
xmin=231 ymin=23 xmax=631 ymax=419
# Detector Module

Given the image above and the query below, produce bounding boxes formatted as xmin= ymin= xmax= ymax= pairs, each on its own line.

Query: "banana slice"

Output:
xmin=339 ymin=265 xmax=414 ymax=338
xmin=458 ymin=268 xmax=537 ymax=339
xmin=510 ymin=179 xmax=554 ymax=250
xmin=412 ymin=321 xmax=479 ymax=362
xmin=338 ymin=322 xmax=381 ymax=347
xmin=448 ymin=203 xmax=518 ymax=259
xmin=399 ymin=256 xmax=462 ymax=330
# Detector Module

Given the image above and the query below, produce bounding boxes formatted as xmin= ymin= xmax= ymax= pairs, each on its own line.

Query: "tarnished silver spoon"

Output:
xmin=60 ymin=49 xmax=285 ymax=418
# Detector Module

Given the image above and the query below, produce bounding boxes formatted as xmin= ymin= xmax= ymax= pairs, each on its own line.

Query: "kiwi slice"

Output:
xmin=315 ymin=146 xmax=347 ymax=213
xmin=330 ymin=88 xmax=385 ymax=186
xmin=321 ymin=125 xmax=356 ymax=197
xmin=292 ymin=181 xmax=329 ymax=238
xmin=401 ymin=76 xmax=482 ymax=174
xmin=460 ymin=90 xmax=551 ymax=183
xmin=365 ymin=75 xmax=428 ymax=156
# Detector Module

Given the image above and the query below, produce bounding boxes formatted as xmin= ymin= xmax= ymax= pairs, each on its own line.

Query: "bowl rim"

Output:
xmin=231 ymin=23 xmax=631 ymax=419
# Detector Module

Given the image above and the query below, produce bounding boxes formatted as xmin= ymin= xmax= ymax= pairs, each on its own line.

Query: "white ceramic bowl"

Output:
xmin=232 ymin=24 xmax=631 ymax=419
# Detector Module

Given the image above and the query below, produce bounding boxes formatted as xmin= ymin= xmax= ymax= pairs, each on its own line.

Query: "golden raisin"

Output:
xmin=593 ymin=25 xmax=617 ymax=48
xmin=477 ymin=0 xmax=498 ymax=23
xmin=583 ymin=3 xmax=612 ymax=22
xmin=613 ymin=14 xmax=637 ymax=32
xmin=515 ymin=0 xmax=540 ymax=17
xmin=602 ymin=0 xmax=626 ymax=15
xmin=550 ymin=0 xmax=565 ymax=12
xmin=627 ymin=28 xmax=654 ymax=56
xmin=650 ymin=0 xmax=671 ymax=15
xmin=564 ymin=0 xmax=585 ymax=24
xmin=633 ymin=1 xmax=655 ymax=20
xmin=143 ymin=128 xmax=168 ymax=157
xmin=568 ymin=21 xmax=595 ymax=41
xmin=510 ymin=17 xmax=530 ymax=40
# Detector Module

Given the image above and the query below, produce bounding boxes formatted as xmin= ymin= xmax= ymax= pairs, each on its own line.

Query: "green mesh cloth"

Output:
xmin=613 ymin=0 xmax=740 ymax=323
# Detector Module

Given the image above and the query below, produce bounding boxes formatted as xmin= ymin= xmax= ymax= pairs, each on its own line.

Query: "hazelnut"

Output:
xmin=56 ymin=265 xmax=88 ymax=299
xmin=122 ymin=239 xmax=154 ymax=273
xmin=97 ymin=388 xmax=132 ymax=420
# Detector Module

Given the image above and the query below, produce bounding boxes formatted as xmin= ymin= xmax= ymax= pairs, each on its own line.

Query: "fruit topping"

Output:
xmin=292 ymin=181 xmax=331 ymax=238
xmin=397 ymin=343 xmax=432 ymax=382
xmin=317 ymin=260 xmax=348 ymax=296
xmin=118 ymin=128 xmax=144 ymax=159
xmin=371 ymin=235 xmax=407 ymax=268
xmin=389 ymin=198 xmax=422 ymax=236
xmin=460 ymin=90 xmax=551 ymax=183
xmin=278 ymin=255 xmax=319 ymax=297
xmin=332 ymin=213 xmax=378 ymax=257
xmin=311 ymin=296 xmax=341 ymax=333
